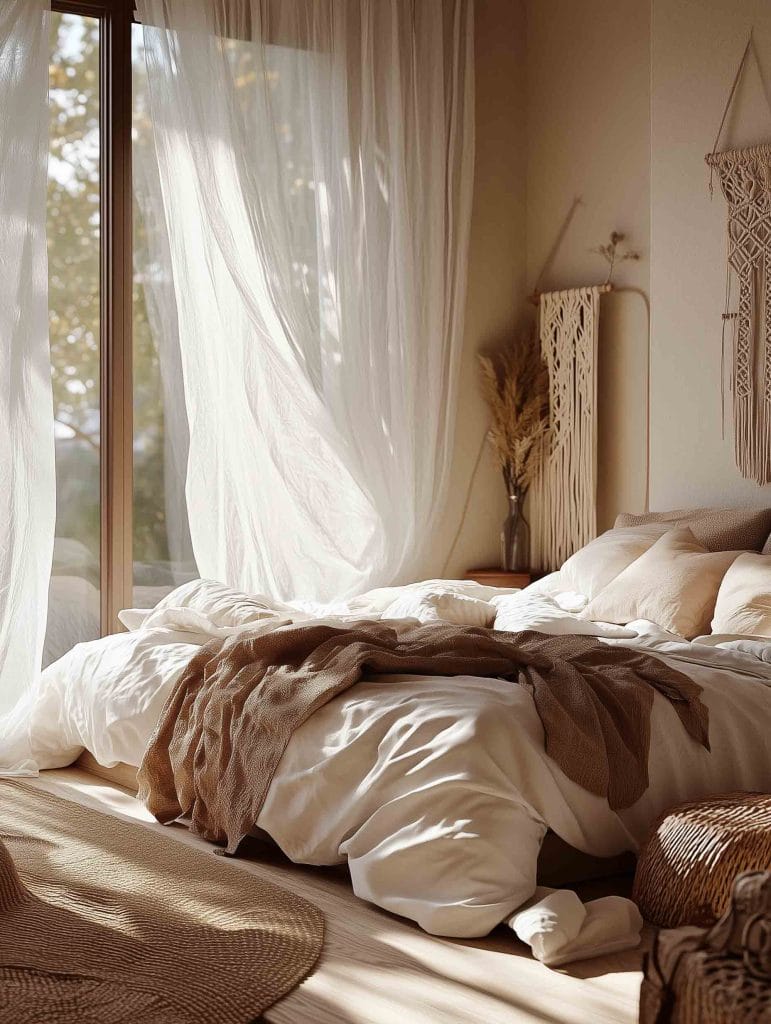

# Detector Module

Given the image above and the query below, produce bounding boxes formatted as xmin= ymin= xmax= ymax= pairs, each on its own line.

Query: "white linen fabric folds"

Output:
xmin=508 ymin=887 xmax=643 ymax=966
xmin=29 ymin=578 xmax=771 ymax=938
xmin=133 ymin=0 xmax=475 ymax=601
xmin=0 ymin=0 xmax=54 ymax=774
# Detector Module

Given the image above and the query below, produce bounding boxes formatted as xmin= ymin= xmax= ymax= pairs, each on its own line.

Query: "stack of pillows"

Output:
xmin=538 ymin=506 xmax=771 ymax=640
xmin=348 ymin=506 xmax=771 ymax=643
xmin=118 ymin=507 xmax=771 ymax=645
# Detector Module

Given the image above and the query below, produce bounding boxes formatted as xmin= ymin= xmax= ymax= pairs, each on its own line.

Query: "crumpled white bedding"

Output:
xmin=30 ymin=578 xmax=771 ymax=938
xmin=508 ymin=886 xmax=643 ymax=966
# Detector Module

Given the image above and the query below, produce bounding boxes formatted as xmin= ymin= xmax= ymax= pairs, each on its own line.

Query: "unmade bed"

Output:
xmin=27 ymin=562 xmax=771 ymax=939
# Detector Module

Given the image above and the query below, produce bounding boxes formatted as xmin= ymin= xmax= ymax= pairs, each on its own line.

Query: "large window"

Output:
xmin=46 ymin=0 xmax=196 ymax=660
xmin=46 ymin=9 xmax=101 ymax=664
xmin=131 ymin=23 xmax=196 ymax=609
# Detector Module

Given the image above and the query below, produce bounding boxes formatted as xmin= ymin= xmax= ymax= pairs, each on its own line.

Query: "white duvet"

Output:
xmin=29 ymin=578 xmax=771 ymax=937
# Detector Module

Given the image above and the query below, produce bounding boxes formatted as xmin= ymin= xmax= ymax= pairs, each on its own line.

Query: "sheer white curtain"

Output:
xmin=0 ymin=0 xmax=54 ymax=773
xmin=135 ymin=0 xmax=474 ymax=602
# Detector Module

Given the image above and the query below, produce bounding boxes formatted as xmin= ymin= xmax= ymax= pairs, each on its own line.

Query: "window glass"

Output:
xmin=131 ymin=24 xmax=197 ymax=608
xmin=46 ymin=11 xmax=101 ymax=665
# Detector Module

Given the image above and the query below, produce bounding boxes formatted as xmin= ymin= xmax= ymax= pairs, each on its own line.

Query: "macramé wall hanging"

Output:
xmin=706 ymin=33 xmax=771 ymax=485
xmin=530 ymin=285 xmax=605 ymax=571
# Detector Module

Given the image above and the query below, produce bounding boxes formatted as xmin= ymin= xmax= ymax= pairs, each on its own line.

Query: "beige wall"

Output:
xmin=426 ymin=0 xmax=528 ymax=578
xmin=651 ymin=0 xmax=771 ymax=509
xmin=525 ymin=0 xmax=771 ymax=525
xmin=526 ymin=0 xmax=651 ymax=531
xmin=432 ymin=0 xmax=771 ymax=580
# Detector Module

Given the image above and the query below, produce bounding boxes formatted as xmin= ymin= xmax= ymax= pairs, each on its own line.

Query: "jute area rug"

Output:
xmin=0 ymin=781 xmax=324 ymax=1023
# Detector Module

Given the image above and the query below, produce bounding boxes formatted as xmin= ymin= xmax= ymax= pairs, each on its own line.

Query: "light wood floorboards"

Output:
xmin=26 ymin=769 xmax=647 ymax=1024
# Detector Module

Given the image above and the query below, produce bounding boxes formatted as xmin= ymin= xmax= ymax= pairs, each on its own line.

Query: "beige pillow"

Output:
xmin=582 ymin=528 xmax=740 ymax=639
xmin=559 ymin=524 xmax=668 ymax=600
xmin=711 ymin=552 xmax=771 ymax=637
xmin=614 ymin=507 xmax=771 ymax=553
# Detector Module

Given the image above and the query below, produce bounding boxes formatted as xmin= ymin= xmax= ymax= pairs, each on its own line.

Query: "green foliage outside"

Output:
xmin=48 ymin=12 xmax=172 ymax=583
xmin=48 ymin=19 xmax=317 ymax=595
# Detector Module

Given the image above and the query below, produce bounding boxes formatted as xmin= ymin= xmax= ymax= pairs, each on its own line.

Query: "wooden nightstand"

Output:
xmin=463 ymin=568 xmax=531 ymax=589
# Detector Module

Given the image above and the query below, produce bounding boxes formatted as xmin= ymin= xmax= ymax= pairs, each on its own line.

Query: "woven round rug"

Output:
xmin=0 ymin=781 xmax=323 ymax=1023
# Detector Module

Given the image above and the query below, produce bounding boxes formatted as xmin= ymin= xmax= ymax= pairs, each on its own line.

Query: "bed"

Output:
xmin=29 ymin=513 xmax=771 ymax=938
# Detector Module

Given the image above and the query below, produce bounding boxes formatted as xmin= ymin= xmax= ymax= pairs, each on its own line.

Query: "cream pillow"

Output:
xmin=559 ymin=524 xmax=668 ymax=601
xmin=582 ymin=528 xmax=740 ymax=639
xmin=711 ymin=552 xmax=771 ymax=637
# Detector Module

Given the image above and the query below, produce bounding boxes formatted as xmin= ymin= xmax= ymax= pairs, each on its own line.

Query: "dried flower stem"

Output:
xmin=478 ymin=331 xmax=550 ymax=499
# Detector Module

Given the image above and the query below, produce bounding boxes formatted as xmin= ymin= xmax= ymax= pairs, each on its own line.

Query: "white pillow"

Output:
xmin=711 ymin=552 xmax=771 ymax=637
xmin=582 ymin=528 xmax=739 ymax=639
xmin=381 ymin=589 xmax=495 ymax=627
xmin=139 ymin=578 xmax=290 ymax=636
xmin=559 ymin=524 xmax=668 ymax=600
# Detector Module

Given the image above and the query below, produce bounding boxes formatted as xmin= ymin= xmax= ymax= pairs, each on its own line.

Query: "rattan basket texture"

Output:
xmin=633 ymin=792 xmax=771 ymax=928
xmin=639 ymin=871 xmax=771 ymax=1024
xmin=642 ymin=934 xmax=771 ymax=1024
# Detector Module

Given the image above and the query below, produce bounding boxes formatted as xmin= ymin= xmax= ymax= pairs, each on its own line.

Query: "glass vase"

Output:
xmin=501 ymin=493 xmax=530 ymax=572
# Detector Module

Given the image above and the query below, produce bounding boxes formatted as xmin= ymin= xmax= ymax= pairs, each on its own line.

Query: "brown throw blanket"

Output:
xmin=138 ymin=622 xmax=710 ymax=854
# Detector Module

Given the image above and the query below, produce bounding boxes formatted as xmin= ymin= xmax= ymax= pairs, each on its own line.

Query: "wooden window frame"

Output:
xmin=51 ymin=0 xmax=134 ymax=633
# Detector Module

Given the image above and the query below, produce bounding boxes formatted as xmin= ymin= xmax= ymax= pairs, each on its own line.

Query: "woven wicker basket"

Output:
xmin=639 ymin=871 xmax=771 ymax=1024
xmin=633 ymin=792 xmax=771 ymax=928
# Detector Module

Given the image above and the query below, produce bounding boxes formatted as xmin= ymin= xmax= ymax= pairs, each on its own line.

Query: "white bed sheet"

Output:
xmin=30 ymin=579 xmax=771 ymax=937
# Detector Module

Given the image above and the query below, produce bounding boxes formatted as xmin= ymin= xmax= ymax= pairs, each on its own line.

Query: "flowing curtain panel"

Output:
xmin=134 ymin=0 xmax=474 ymax=602
xmin=0 ymin=0 xmax=55 ymax=773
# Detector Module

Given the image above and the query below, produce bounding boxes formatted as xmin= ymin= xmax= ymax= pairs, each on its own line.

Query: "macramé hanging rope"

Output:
xmin=706 ymin=31 xmax=771 ymax=485
xmin=531 ymin=286 xmax=602 ymax=571
xmin=706 ymin=144 xmax=771 ymax=484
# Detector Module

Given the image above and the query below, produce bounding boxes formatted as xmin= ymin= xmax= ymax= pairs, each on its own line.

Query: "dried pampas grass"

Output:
xmin=479 ymin=332 xmax=550 ymax=497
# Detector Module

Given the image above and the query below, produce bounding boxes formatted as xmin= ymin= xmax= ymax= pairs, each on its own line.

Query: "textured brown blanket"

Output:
xmin=138 ymin=622 xmax=710 ymax=854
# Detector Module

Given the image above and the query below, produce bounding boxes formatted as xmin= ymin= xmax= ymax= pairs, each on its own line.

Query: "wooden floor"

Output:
xmin=27 ymin=769 xmax=648 ymax=1024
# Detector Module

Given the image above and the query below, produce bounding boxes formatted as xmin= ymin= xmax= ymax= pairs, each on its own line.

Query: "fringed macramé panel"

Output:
xmin=531 ymin=286 xmax=601 ymax=572
xmin=706 ymin=143 xmax=771 ymax=485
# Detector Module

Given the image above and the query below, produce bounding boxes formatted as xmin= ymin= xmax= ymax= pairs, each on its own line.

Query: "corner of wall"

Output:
xmin=425 ymin=0 xmax=529 ymax=579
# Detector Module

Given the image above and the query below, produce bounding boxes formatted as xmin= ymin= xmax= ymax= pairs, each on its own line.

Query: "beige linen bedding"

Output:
xmin=137 ymin=620 xmax=709 ymax=855
xmin=74 ymin=754 xmax=636 ymax=888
